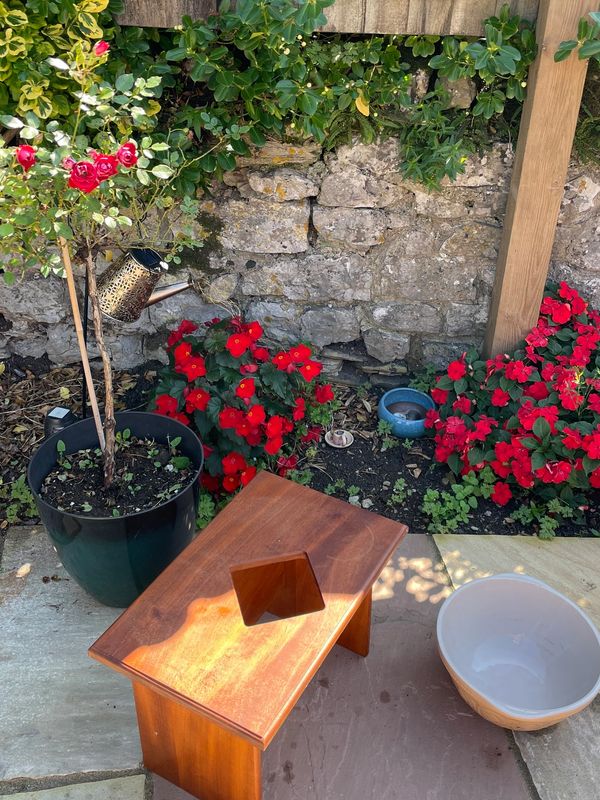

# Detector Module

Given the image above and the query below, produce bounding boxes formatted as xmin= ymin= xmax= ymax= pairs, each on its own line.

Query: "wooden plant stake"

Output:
xmin=59 ymin=237 xmax=105 ymax=451
xmin=85 ymin=250 xmax=116 ymax=486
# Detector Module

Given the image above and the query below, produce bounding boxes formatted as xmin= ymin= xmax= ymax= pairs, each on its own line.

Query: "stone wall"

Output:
xmin=1 ymin=138 xmax=598 ymax=380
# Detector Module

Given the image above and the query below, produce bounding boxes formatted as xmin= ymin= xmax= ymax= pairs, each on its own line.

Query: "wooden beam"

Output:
xmin=118 ymin=0 xmax=538 ymax=34
xmin=323 ymin=0 xmax=538 ymax=35
xmin=483 ymin=0 xmax=596 ymax=357
xmin=117 ymin=0 xmax=216 ymax=28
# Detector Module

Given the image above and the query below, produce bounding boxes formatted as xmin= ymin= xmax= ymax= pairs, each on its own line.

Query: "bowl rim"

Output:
xmin=437 ymin=572 xmax=600 ymax=719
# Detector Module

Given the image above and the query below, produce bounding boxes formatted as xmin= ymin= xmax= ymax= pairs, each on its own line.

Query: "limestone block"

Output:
xmin=312 ymin=206 xmax=388 ymax=252
xmin=300 ymin=307 xmax=360 ymax=347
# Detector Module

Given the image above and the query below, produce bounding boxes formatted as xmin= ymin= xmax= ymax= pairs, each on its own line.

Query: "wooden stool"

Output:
xmin=90 ymin=472 xmax=407 ymax=800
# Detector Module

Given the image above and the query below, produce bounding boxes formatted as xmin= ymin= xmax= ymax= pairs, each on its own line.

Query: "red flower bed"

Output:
xmin=150 ymin=317 xmax=335 ymax=497
xmin=427 ymin=282 xmax=600 ymax=509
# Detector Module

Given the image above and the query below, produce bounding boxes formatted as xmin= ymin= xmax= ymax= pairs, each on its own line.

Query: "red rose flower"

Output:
xmin=116 ymin=142 xmax=138 ymax=168
xmin=301 ymin=426 xmax=322 ymax=444
xmin=277 ymin=454 xmax=298 ymax=477
xmin=251 ymin=346 xmax=270 ymax=362
xmin=222 ymin=452 xmax=247 ymax=476
xmin=562 ymin=427 xmax=583 ymax=450
xmin=226 ymin=333 xmax=251 ymax=358
xmin=315 ymin=384 xmax=334 ymax=404
xmin=15 ymin=145 xmax=36 ymax=172
xmin=299 ymin=360 xmax=323 ymax=382
xmin=245 ymin=321 xmax=263 ymax=341
xmin=240 ymin=363 xmax=258 ymax=374
xmin=177 ymin=356 xmax=206 ymax=382
xmin=292 ymin=397 xmax=306 ymax=421
xmin=155 ymin=394 xmax=178 ymax=416
xmin=185 ymin=388 xmax=210 ymax=413
xmin=264 ymin=436 xmax=283 ymax=455
xmin=173 ymin=341 xmax=192 ymax=364
xmin=223 ymin=475 xmax=241 ymax=493
xmin=535 ymin=461 xmax=572 ymax=484
xmin=452 ymin=396 xmax=472 ymax=415
xmin=589 ymin=394 xmax=600 ymax=414
xmin=167 ymin=320 xmax=198 ymax=348
xmin=289 ymin=344 xmax=312 ymax=363
xmin=491 ymin=482 xmax=512 ymax=506
xmin=491 ymin=388 xmax=510 ymax=407
xmin=273 ymin=351 xmax=292 ymax=371
xmin=91 ymin=152 xmax=118 ymax=182
xmin=590 ymin=467 xmax=600 ymax=489
xmin=68 ymin=161 xmax=99 ymax=193
xmin=219 ymin=407 xmax=244 ymax=429
xmin=235 ymin=379 xmax=255 ymax=400
xmin=240 ymin=466 xmax=257 ymax=486
xmin=92 ymin=40 xmax=110 ymax=56
xmin=431 ymin=387 xmax=449 ymax=405
xmin=201 ymin=473 xmax=221 ymax=494
xmin=523 ymin=381 xmax=549 ymax=401
xmin=505 ymin=360 xmax=533 ymax=383
xmin=265 ymin=415 xmax=285 ymax=438
xmin=447 ymin=360 xmax=466 ymax=380
xmin=246 ymin=404 xmax=266 ymax=426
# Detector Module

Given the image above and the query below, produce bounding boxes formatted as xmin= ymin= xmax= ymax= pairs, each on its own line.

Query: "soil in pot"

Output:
xmin=40 ymin=431 xmax=194 ymax=517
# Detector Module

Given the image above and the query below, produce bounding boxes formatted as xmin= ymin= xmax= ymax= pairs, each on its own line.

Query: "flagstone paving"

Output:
xmin=434 ymin=534 xmax=600 ymax=800
xmin=0 ymin=526 xmax=141 ymax=783
xmin=0 ymin=776 xmax=145 ymax=800
xmin=1 ymin=527 xmax=539 ymax=799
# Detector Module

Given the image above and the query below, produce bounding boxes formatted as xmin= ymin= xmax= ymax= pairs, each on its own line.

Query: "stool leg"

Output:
xmin=336 ymin=590 xmax=372 ymax=657
xmin=133 ymin=683 xmax=262 ymax=800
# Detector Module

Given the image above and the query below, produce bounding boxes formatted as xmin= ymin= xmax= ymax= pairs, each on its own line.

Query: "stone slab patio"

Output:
xmin=434 ymin=534 xmax=600 ymax=800
xmin=0 ymin=527 xmax=542 ymax=799
xmin=0 ymin=526 xmax=141 ymax=785
xmin=0 ymin=776 xmax=146 ymax=800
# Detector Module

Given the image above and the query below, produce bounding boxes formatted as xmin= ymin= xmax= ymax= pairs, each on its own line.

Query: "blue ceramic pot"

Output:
xmin=377 ymin=387 xmax=435 ymax=439
xmin=28 ymin=412 xmax=203 ymax=607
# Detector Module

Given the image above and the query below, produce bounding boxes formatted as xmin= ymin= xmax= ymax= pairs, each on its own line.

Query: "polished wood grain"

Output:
xmin=337 ymin=590 xmax=373 ymax=657
xmin=90 ymin=472 xmax=407 ymax=750
xmin=484 ymin=0 xmax=597 ymax=356
xmin=231 ymin=552 xmax=325 ymax=626
xmin=133 ymin=683 xmax=261 ymax=800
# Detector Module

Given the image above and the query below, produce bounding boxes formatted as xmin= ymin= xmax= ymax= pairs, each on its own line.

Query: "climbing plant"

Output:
xmin=0 ymin=1 xmax=541 ymax=188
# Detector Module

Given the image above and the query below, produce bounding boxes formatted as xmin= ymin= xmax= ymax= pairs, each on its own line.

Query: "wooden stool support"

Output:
xmin=134 ymin=684 xmax=261 ymax=800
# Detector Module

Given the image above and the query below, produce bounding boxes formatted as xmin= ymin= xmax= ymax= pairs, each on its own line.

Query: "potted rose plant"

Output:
xmin=0 ymin=43 xmax=211 ymax=606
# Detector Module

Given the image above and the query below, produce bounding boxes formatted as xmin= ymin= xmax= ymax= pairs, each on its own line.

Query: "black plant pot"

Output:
xmin=28 ymin=412 xmax=203 ymax=608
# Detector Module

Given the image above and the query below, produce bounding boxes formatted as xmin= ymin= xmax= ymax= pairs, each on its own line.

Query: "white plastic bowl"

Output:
xmin=437 ymin=573 xmax=600 ymax=730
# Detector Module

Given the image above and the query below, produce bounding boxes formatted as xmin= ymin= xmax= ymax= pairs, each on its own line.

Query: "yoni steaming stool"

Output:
xmin=89 ymin=472 xmax=407 ymax=800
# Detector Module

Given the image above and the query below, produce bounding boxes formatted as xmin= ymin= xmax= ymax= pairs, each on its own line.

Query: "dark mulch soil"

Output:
xmin=2 ymin=357 xmax=598 ymax=536
xmin=40 ymin=437 xmax=194 ymax=518
xmin=0 ymin=356 xmax=162 ymax=528
xmin=306 ymin=386 xmax=599 ymax=538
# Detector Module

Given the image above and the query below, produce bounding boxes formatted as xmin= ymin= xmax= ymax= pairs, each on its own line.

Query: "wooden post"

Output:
xmin=483 ymin=0 xmax=596 ymax=357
